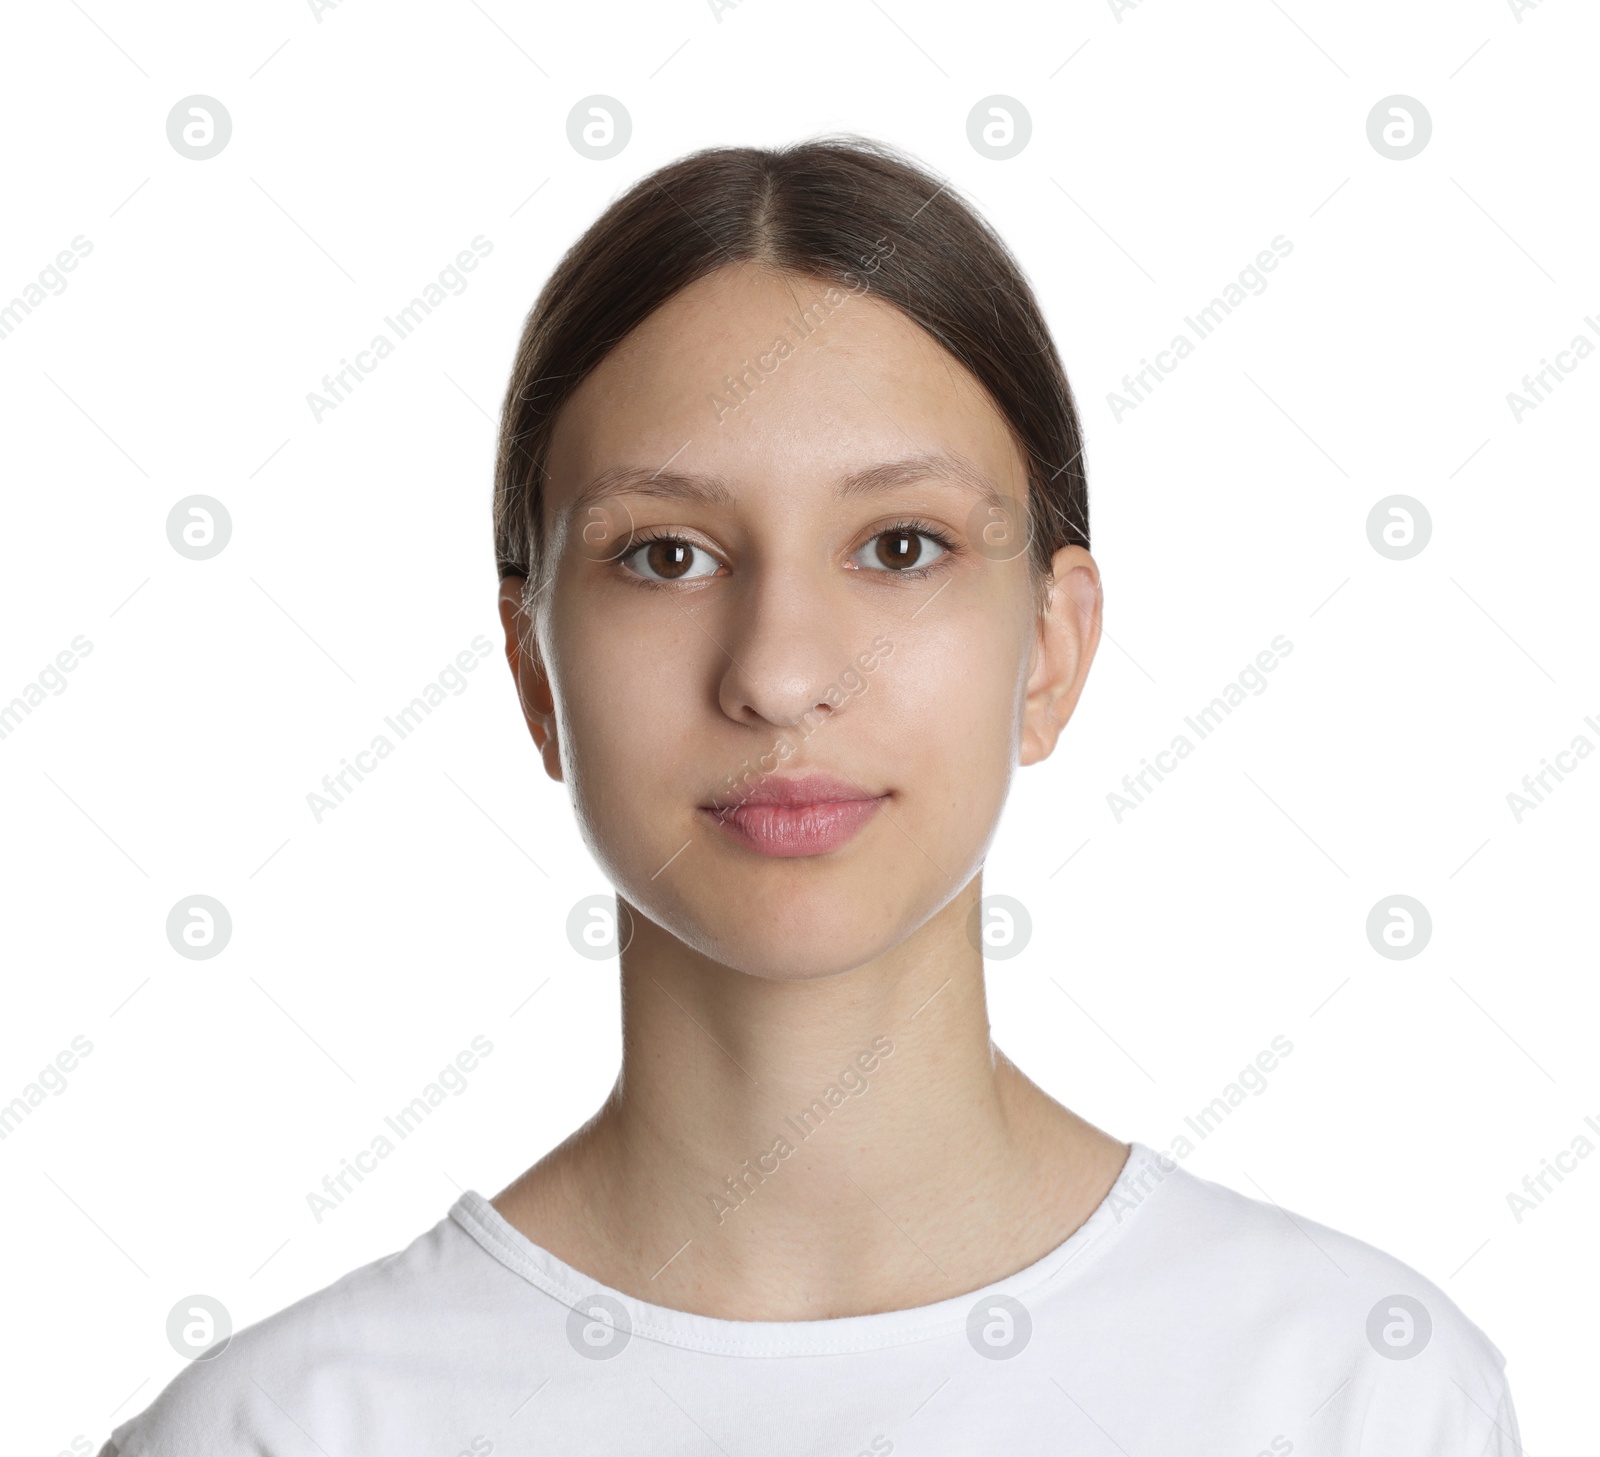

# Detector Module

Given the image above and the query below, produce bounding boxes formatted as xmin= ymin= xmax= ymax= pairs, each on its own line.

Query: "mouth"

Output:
xmin=698 ymin=773 xmax=890 ymax=859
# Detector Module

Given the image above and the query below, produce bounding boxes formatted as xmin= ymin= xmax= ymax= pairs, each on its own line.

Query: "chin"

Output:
xmin=632 ymin=862 xmax=946 ymax=980
xmin=681 ymin=914 xmax=910 ymax=981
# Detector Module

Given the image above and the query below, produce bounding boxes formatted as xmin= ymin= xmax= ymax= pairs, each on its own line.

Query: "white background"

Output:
xmin=2 ymin=0 xmax=1594 ymax=1450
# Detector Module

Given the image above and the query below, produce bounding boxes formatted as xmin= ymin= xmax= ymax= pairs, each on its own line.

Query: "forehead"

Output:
xmin=543 ymin=263 xmax=1027 ymax=513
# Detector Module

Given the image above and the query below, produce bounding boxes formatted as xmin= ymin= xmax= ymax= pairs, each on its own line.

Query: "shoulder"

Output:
xmin=1110 ymin=1146 xmax=1519 ymax=1454
xmin=99 ymin=1208 xmax=493 ymax=1457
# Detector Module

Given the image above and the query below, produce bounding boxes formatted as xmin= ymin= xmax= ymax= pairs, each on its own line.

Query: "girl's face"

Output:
xmin=503 ymin=262 xmax=1099 ymax=980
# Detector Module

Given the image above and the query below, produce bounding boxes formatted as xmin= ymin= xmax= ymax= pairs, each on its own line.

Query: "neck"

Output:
xmin=493 ymin=876 xmax=1128 ymax=1320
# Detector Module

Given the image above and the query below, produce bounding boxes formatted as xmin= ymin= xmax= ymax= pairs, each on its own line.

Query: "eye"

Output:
xmin=619 ymin=534 xmax=721 ymax=583
xmin=851 ymin=524 xmax=952 ymax=573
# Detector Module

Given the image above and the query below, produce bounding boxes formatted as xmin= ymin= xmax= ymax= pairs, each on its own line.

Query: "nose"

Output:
xmin=714 ymin=565 xmax=858 ymax=731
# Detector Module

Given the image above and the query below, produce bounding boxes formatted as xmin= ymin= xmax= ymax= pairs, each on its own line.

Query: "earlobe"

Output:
xmin=497 ymin=575 xmax=564 ymax=782
xmin=1018 ymin=546 xmax=1102 ymax=767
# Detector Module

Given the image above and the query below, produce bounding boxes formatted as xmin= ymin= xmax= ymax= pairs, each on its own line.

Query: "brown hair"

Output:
xmin=492 ymin=133 xmax=1088 ymax=592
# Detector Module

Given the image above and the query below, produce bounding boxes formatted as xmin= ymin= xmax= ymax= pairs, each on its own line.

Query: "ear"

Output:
xmin=497 ymin=575 xmax=564 ymax=783
xmin=1019 ymin=545 xmax=1102 ymax=767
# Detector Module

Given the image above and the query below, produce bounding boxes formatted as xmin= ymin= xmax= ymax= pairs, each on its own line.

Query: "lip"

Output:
xmin=700 ymin=773 xmax=889 ymax=858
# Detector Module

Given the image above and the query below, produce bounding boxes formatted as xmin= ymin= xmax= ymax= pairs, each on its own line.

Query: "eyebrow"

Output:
xmin=563 ymin=448 xmax=1009 ymax=521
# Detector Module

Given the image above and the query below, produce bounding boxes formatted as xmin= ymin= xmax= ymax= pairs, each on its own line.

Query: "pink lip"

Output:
xmin=700 ymin=773 xmax=889 ymax=858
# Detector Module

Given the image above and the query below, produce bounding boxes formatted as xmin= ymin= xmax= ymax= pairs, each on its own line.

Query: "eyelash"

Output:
xmin=617 ymin=518 xmax=962 ymax=587
xmin=864 ymin=518 xmax=961 ymax=580
xmin=616 ymin=530 xmax=714 ymax=589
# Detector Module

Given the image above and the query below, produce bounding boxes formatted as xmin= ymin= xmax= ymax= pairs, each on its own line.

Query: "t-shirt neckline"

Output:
xmin=447 ymin=1140 xmax=1167 ymax=1357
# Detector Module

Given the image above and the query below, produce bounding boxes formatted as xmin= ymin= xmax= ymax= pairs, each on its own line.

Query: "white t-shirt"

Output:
xmin=100 ymin=1143 xmax=1519 ymax=1456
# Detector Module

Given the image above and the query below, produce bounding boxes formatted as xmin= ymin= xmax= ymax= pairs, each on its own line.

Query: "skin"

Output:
xmin=492 ymin=260 xmax=1128 ymax=1321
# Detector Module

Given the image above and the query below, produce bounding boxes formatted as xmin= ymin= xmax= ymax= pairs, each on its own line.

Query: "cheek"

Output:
xmin=883 ymin=616 xmax=1022 ymax=754
xmin=548 ymin=609 xmax=705 ymax=835
xmin=555 ymin=588 xmax=700 ymax=729
xmin=875 ymin=624 xmax=1021 ymax=836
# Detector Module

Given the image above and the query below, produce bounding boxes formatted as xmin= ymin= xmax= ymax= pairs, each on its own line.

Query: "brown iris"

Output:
xmin=874 ymin=529 xmax=925 ymax=569
xmin=644 ymin=540 xmax=695 ymax=579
